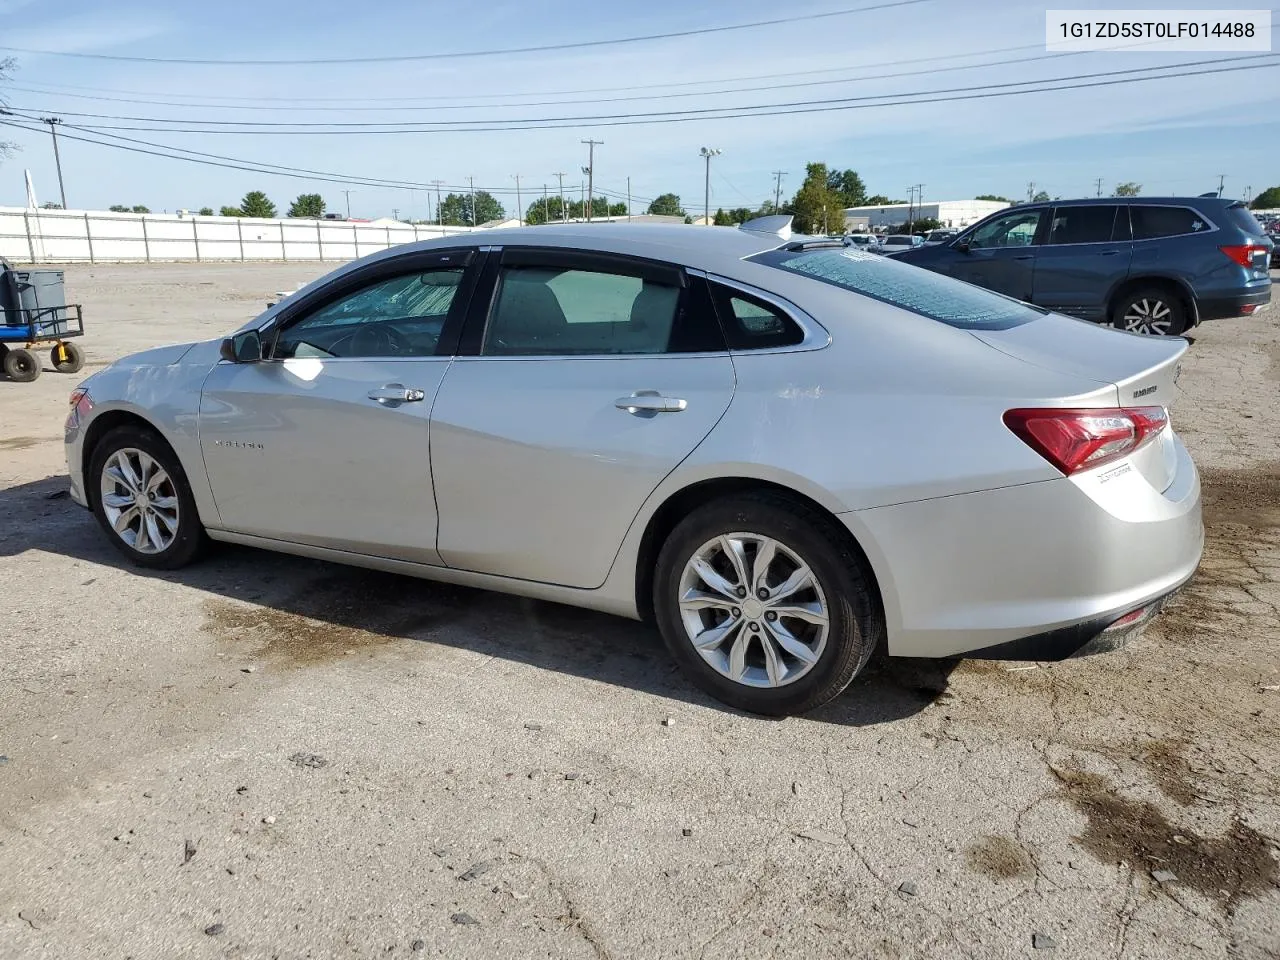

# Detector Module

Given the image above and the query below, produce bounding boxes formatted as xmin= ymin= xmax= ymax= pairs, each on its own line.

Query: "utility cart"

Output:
xmin=0 ymin=260 xmax=86 ymax=382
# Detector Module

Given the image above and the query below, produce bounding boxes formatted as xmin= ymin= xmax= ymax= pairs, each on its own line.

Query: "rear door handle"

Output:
xmin=1099 ymin=250 xmax=1121 ymax=256
xmin=615 ymin=391 xmax=688 ymax=417
xmin=1013 ymin=254 xmax=1035 ymax=261
xmin=368 ymin=383 xmax=425 ymax=405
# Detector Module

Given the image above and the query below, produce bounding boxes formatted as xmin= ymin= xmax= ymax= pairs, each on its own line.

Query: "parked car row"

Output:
xmin=888 ymin=196 xmax=1272 ymax=335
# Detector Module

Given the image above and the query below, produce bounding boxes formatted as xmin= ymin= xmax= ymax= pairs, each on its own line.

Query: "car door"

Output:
xmin=949 ymin=207 xmax=1046 ymax=301
xmin=429 ymin=246 xmax=734 ymax=589
xmin=1031 ymin=204 xmax=1133 ymax=321
xmin=198 ymin=249 xmax=479 ymax=563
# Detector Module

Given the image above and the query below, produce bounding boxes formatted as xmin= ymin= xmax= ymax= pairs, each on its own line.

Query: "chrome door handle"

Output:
xmin=615 ymin=392 xmax=688 ymax=417
xmin=1099 ymin=250 xmax=1121 ymax=256
xmin=368 ymin=384 xmax=425 ymax=405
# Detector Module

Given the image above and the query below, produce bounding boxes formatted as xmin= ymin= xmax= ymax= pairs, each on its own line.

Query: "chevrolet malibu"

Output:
xmin=64 ymin=222 xmax=1203 ymax=715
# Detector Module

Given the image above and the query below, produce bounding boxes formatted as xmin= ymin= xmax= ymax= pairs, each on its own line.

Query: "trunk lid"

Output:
xmin=970 ymin=312 xmax=1187 ymax=491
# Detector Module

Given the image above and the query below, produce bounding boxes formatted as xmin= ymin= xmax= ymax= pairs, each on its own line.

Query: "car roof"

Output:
xmin=378 ymin=223 xmax=787 ymax=271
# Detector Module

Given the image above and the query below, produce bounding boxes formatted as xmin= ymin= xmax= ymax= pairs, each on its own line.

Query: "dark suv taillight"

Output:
xmin=1219 ymin=244 xmax=1268 ymax=268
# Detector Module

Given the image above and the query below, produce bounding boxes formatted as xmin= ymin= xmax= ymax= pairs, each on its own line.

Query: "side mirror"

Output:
xmin=220 ymin=330 xmax=262 ymax=363
xmin=954 ymin=239 xmax=971 ymax=253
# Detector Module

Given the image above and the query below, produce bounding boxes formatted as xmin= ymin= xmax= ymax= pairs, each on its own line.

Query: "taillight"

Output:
xmin=1003 ymin=406 xmax=1168 ymax=476
xmin=1219 ymin=244 xmax=1268 ymax=268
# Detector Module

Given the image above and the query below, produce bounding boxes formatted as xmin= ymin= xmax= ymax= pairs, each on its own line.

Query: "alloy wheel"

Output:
xmin=1121 ymin=298 xmax=1173 ymax=335
xmin=99 ymin=448 xmax=181 ymax=554
xmin=677 ymin=532 xmax=829 ymax=688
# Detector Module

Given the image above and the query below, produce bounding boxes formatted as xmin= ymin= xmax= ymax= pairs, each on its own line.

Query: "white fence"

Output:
xmin=0 ymin=207 xmax=478 ymax=264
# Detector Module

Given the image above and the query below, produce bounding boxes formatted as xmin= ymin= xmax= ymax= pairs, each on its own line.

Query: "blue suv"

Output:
xmin=891 ymin=197 xmax=1272 ymax=335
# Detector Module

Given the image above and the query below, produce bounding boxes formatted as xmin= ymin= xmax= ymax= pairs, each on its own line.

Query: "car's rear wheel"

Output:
xmin=653 ymin=494 xmax=882 ymax=716
xmin=88 ymin=425 xmax=207 ymax=569
xmin=1111 ymin=287 xmax=1188 ymax=336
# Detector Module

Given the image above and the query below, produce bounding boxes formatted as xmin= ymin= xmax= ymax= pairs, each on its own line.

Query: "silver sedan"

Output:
xmin=63 ymin=222 xmax=1202 ymax=715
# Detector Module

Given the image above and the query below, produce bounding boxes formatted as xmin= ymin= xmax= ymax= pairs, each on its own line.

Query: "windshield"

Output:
xmin=750 ymin=247 xmax=1043 ymax=330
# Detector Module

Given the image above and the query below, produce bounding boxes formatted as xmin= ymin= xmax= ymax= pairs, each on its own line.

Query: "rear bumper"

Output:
xmin=840 ymin=434 xmax=1203 ymax=660
xmin=1197 ymin=285 xmax=1271 ymax=321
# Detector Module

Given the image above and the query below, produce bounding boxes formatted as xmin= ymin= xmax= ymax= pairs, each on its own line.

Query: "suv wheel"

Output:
xmin=89 ymin=425 xmax=207 ymax=569
xmin=653 ymin=494 xmax=883 ymax=716
xmin=1111 ymin=287 xmax=1188 ymax=336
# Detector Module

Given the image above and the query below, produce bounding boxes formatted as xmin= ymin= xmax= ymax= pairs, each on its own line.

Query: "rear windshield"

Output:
xmin=750 ymin=247 xmax=1042 ymax=330
xmin=1223 ymin=202 xmax=1265 ymax=237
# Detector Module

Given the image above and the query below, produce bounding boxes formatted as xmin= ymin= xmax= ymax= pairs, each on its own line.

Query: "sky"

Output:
xmin=0 ymin=0 xmax=1276 ymax=218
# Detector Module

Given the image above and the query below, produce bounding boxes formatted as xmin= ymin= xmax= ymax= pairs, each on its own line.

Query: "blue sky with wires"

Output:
xmin=0 ymin=0 xmax=1276 ymax=216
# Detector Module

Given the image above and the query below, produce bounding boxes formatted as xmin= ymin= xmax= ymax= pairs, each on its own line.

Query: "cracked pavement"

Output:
xmin=1 ymin=263 xmax=1278 ymax=959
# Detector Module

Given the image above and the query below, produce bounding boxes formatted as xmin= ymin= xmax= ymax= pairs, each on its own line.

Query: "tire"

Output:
xmin=2 ymin=347 xmax=41 ymax=382
xmin=653 ymin=493 xmax=883 ymax=716
xmin=88 ymin=425 xmax=207 ymax=569
xmin=1111 ymin=286 xmax=1188 ymax=336
xmin=51 ymin=342 xmax=85 ymax=373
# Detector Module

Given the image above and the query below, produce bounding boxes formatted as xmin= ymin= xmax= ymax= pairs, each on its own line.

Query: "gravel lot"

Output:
xmin=1 ymin=262 xmax=1278 ymax=960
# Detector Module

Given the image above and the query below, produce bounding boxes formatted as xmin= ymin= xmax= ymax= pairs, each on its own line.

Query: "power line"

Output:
xmin=0 ymin=0 xmax=937 ymax=66
xmin=0 ymin=117 xmax=654 ymax=203
xmin=12 ymin=55 xmax=1274 ymax=133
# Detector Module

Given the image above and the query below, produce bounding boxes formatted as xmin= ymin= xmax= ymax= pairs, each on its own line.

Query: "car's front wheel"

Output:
xmin=1111 ymin=287 xmax=1188 ymax=336
xmin=653 ymin=494 xmax=882 ymax=716
xmin=88 ymin=425 xmax=207 ymax=569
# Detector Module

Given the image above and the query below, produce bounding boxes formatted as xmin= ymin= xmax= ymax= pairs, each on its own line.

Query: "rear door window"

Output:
xmin=1130 ymin=206 xmax=1211 ymax=240
xmin=1047 ymin=205 xmax=1120 ymax=245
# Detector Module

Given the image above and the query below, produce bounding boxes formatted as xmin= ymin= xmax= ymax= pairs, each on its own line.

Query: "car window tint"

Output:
xmin=709 ymin=284 xmax=804 ymax=349
xmin=1131 ymin=206 xmax=1210 ymax=240
xmin=483 ymin=266 xmax=682 ymax=356
xmin=274 ymin=268 xmax=462 ymax=359
xmin=968 ymin=209 xmax=1042 ymax=249
xmin=1048 ymin=206 xmax=1118 ymax=245
xmin=750 ymin=248 xmax=1041 ymax=330
xmin=1223 ymin=202 xmax=1265 ymax=237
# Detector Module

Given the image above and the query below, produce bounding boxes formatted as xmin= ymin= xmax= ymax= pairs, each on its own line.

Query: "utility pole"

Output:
xmin=392 ymin=207 xmax=399 ymax=221
xmin=40 ymin=117 xmax=67 ymax=209
xmin=626 ymin=176 xmax=632 ymax=221
xmin=1094 ymin=178 xmax=1104 ymax=198
xmin=906 ymin=186 xmax=914 ymax=233
xmin=1217 ymin=174 xmax=1226 ymax=198
xmin=430 ymin=180 xmax=444 ymax=229
xmin=512 ymin=174 xmax=523 ymax=225
xmin=581 ymin=139 xmax=602 ymax=222
xmin=772 ymin=170 xmax=787 ymax=213
xmin=542 ymin=183 xmax=549 ymax=225
xmin=580 ymin=180 xmax=585 ymax=218
xmin=467 ymin=176 xmax=476 ymax=228
xmin=553 ymin=172 xmax=567 ymax=223
xmin=342 ymin=190 xmax=355 ymax=218
xmin=699 ymin=147 xmax=721 ymax=225
xmin=1244 ymin=185 xmax=1252 ymax=204
xmin=1026 ymin=181 xmax=1036 ymax=203
xmin=911 ymin=183 xmax=925 ymax=232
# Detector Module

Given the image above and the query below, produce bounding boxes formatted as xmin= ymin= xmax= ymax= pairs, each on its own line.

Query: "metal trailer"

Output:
xmin=0 ymin=259 xmax=86 ymax=382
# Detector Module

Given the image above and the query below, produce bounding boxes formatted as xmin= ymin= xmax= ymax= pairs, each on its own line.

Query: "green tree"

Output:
xmin=865 ymin=194 xmax=892 ymax=205
xmin=287 ymin=193 xmax=325 ymax=218
xmin=108 ymin=205 xmax=129 ymax=212
xmin=647 ymin=193 xmax=686 ymax=217
xmin=712 ymin=207 xmax=733 ymax=226
xmin=826 ymin=168 xmax=867 ymax=207
xmin=608 ymin=201 xmax=627 ymax=216
xmin=975 ymin=194 xmax=1010 ymax=203
xmin=198 ymin=207 xmax=214 ymax=216
xmin=219 ymin=206 xmax=243 ymax=217
xmin=40 ymin=202 xmax=62 ymax=209
xmin=438 ymin=191 xmax=504 ymax=226
xmin=239 ymin=191 xmax=277 ymax=218
xmin=1252 ymin=186 xmax=1280 ymax=208
xmin=130 ymin=205 xmax=150 ymax=213
xmin=1031 ymin=190 xmax=1050 ymax=203
xmin=789 ymin=162 xmax=846 ymax=235
xmin=1113 ymin=182 xmax=1142 ymax=197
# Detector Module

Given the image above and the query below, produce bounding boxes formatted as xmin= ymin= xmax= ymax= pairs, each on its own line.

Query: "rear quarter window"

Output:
xmin=1131 ymin=206 xmax=1212 ymax=240
xmin=750 ymin=247 xmax=1042 ymax=330
xmin=1222 ymin=202 xmax=1265 ymax=237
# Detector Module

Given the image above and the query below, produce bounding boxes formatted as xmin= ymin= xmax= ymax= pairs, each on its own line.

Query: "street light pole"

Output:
xmin=40 ymin=117 xmax=67 ymax=209
xmin=699 ymin=147 xmax=721 ymax=225
xmin=581 ymin=139 xmax=602 ymax=222
xmin=512 ymin=174 xmax=523 ymax=225
xmin=430 ymin=180 xmax=444 ymax=229
xmin=553 ymin=172 xmax=567 ymax=223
